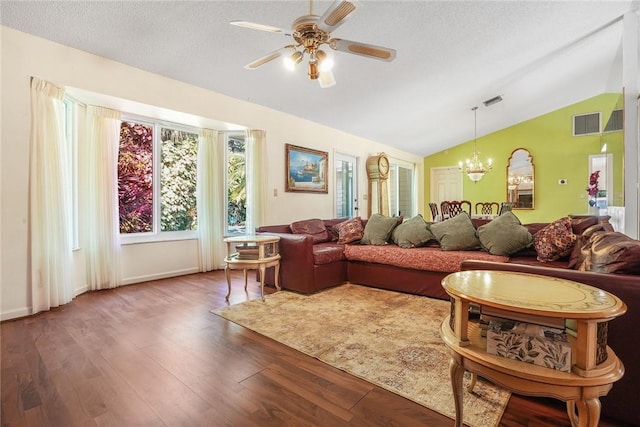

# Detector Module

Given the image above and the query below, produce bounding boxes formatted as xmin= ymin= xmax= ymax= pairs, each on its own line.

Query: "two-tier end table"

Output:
xmin=223 ymin=235 xmax=281 ymax=301
xmin=440 ymin=270 xmax=626 ymax=427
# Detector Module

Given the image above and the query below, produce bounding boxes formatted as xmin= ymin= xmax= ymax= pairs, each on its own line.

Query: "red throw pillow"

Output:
xmin=533 ymin=217 xmax=577 ymax=262
xmin=333 ymin=217 xmax=364 ymax=244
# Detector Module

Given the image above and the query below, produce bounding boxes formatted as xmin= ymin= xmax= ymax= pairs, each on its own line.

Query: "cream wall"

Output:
xmin=0 ymin=27 xmax=423 ymax=320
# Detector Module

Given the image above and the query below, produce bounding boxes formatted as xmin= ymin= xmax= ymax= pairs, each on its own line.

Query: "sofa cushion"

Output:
xmin=533 ymin=217 xmax=576 ymax=262
xmin=570 ymin=216 xmax=599 ymax=235
xmin=290 ymin=218 xmax=330 ymax=243
xmin=361 ymin=213 xmax=399 ymax=246
xmin=392 ymin=214 xmax=435 ymax=248
xmin=334 ymin=217 xmax=364 ymax=244
xmin=312 ymin=243 xmax=347 ymax=265
xmin=476 ymin=211 xmax=533 ymax=256
xmin=578 ymin=231 xmax=640 ymax=274
xmin=324 ymin=218 xmax=348 ymax=241
xmin=567 ymin=224 xmax=610 ymax=269
xmin=428 ymin=213 xmax=481 ymax=251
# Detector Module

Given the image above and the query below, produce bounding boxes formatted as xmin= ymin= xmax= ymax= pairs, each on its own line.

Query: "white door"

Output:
xmin=335 ymin=153 xmax=359 ymax=218
xmin=431 ymin=167 xmax=463 ymax=205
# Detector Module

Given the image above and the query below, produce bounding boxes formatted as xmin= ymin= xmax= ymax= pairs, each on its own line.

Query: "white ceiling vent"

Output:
xmin=573 ymin=112 xmax=600 ymax=136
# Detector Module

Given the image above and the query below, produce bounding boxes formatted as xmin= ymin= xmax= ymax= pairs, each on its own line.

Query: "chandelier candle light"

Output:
xmin=459 ymin=106 xmax=492 ymax=183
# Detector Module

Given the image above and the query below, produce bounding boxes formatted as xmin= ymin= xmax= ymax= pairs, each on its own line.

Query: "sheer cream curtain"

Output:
xmin=29 ymin=77 xmax=74 ymax=313
xmin=82 ymin=106 xmax=122 ymax=290
xmin=197 ymin=129 xmax=225 ymax=271
xmin=246 ymin=130 xmax=266 ymax=232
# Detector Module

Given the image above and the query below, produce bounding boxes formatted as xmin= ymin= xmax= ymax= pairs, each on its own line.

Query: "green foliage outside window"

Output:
xmin=227 ymin=137 xmax=246 ymax=232
xmin=160 ymin=128 xmax=198 ymax=231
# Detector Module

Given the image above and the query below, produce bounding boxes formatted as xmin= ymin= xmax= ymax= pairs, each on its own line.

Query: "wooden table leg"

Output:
xmin=449 ymin=355 xmax=464 ymax=427
xmin=567 ymin=397 xmax=601 ymax=427
xmin=243 ymin=269 xmax=248 ymax=291
xmin=224 ymin=265 xmax=232 ymax=301
xmin=259 ymin=264 xmax=266 ymax=301
xmin=274 ymin=262 xmax=281 ymax=291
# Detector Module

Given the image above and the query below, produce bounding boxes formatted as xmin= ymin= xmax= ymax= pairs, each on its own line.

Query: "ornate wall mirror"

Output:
xmin=507 ymin=148 xmax=534 ymax=209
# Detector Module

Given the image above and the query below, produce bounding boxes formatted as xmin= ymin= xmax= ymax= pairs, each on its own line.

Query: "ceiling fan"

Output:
xmin=230 ymin=0 xmax=396 ymax=88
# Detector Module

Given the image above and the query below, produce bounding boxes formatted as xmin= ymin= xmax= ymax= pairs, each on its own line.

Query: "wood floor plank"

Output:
xmin=1 ymin=270 xmax=625 ymax=427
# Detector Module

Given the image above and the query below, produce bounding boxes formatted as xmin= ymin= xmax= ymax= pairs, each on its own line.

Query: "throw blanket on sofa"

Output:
xmin=344 ymin=244 xmax=509 ymax=273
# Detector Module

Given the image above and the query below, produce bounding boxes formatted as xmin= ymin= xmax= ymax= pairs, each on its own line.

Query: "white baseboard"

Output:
xmin=1 ymin=307 xmax=31 ymax=322
xmin=122 ymin=267 xmax=201 ymax=286
xmin=0 ymin=269 xmax=201 ymax=322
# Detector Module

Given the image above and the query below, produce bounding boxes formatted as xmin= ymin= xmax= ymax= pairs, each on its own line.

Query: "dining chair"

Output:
xmin=441 ymin=200 xmax=471 ymax=218
xmin=428 ymin=203 xmax=440 ymax=221
xmin=499 ymin=202 xmax=514 ymax=215
xmin=475 ymin=202 xmax=500 ymax=215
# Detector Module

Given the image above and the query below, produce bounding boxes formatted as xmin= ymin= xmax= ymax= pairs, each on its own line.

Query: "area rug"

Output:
xmin=211 ymin=284 xmax=510 ymax=427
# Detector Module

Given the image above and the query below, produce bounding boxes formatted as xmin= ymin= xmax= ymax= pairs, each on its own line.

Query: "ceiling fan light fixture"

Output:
xmin=316 ymin=49 xmax=334 ymax=72
xmin=319 ymin=70 xmax=336 ymax=88
xmin=308 ymin=61 xmax=319 ymax=79
xmin=283 ymin=50 xmax=304 ymax=71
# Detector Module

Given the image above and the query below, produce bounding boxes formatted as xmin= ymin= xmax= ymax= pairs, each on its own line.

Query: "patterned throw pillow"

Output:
xmin=290 ymin=218 xmax=330 ymax=243
xmin=334 ymin=217 xmax=364 ymax=244
xmin=533 ymin=217 xmax=577 ymax=262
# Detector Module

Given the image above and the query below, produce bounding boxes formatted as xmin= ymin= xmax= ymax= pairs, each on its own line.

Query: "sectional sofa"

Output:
xmin=255 ymin=213 xmax=640 ymax=425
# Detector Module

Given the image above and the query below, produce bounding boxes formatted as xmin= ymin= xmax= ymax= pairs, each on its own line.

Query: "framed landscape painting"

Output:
xmin=285 ymin=144 xmax=328 ymax=193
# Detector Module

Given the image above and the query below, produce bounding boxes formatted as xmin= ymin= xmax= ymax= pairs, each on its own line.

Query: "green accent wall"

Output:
xmin=424 ymin=93 xmax=624 ymax=223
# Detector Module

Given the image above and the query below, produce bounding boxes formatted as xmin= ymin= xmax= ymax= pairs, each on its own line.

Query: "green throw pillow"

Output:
xmin=477 ymin=211 xmax=533 ymax=255
xmin=428 ymin=213 xmax=481 ymax=251
xmin=361 ymin=213 xmax=399 ymax=245
xmin=392 ymin=214 xmax=435 ymax=248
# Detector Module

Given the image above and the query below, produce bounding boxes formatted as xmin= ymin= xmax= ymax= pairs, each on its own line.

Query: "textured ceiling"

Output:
xmin=1 ymin=1 xmax=636 ymax=156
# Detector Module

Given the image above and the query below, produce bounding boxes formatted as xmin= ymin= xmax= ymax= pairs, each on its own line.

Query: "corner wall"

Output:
xmin=0 ymin=27 xmax=423 ymax=320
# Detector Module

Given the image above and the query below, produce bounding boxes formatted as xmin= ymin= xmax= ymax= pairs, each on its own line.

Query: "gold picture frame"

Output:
xmin=285 ymin=144 xmax=328 ymax=193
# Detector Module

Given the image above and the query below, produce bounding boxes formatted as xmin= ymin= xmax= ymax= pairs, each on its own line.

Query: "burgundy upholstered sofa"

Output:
xmin=256 ymin=215 xmax=640 ymax=425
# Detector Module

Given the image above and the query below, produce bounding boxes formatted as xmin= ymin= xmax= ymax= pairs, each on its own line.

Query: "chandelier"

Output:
xmin=459 ymin=106 xmax=492 ymax=183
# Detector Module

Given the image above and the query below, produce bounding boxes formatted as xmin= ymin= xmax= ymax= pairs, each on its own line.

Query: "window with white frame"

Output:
xmin=62 ymin=97 xmax=79 ymax=250
xmin=118 ymin=118 xmax=199 ymax=238
xmin=388 ymin=160 xmax=415 ymax=218
xmin=62 ymin=93 xmax=251 ymax=244
xmin=226 ymin=132 xmax=247 ymax=234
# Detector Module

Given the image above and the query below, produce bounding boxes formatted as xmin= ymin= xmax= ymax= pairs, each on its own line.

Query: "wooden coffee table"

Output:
xmin=440 ymin=270 xmax=626 ymax=427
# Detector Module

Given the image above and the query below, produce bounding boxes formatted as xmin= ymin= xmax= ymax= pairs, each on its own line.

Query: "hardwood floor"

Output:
xmin=1 ymin=271 xmax=625 ymax=427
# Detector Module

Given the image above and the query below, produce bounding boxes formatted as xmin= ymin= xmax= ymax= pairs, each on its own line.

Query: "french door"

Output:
xmin=335 ymin=153 xmax=359 ymax=218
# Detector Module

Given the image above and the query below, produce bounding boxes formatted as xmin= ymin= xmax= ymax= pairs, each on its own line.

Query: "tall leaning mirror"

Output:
xmin=507 ymin=148 xmax=534 ymax=209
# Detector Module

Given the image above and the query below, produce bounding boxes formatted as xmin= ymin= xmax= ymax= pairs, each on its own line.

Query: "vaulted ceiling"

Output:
xmin=1 ymin=1 xmax=636 ymax=156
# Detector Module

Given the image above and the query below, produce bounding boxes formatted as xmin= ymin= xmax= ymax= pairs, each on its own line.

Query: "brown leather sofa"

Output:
xmin=256 ymin=216 xmax=640 ymax=425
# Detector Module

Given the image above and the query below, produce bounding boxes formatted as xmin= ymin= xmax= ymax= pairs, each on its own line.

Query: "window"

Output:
xmin=389 ymin=160 xmax=415 ymax=218
xmin=604 ymin=109 xmax=623 ymax=132
xmin=573 ymin=112 xmax=600 ymax=136
xmin=118 ymin=118 xmax=199 ymax=238
xmin=62 ymin=97 xmax=79 ymax=249
xmin=226 ymin=133 xmax=247 ymax=234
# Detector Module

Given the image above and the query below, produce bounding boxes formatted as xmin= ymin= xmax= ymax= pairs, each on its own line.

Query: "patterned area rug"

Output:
xmin=211 ymin=284 xmax=510 ymax=427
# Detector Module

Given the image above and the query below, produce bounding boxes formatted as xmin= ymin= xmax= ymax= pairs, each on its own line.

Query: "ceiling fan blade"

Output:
xmin=316 ymin=0 xmax=358 ymax=33
xmin=230 ymin=20 xmax=291 ymax=36
xmin=330 ymin=38 xmax=396 ymax=62
xmin=244 ymin=46 xmax=292 ymax=70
